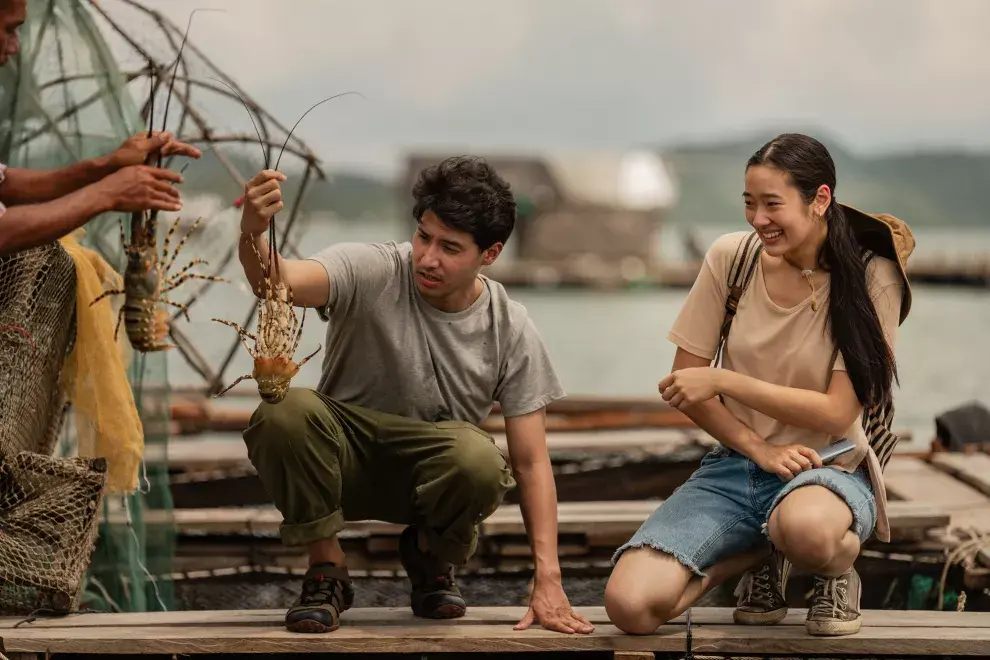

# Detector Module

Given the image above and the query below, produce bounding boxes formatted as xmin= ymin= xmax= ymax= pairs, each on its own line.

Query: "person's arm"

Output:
xmin=665 ymin=262 xmax=906 ymax=438
xmin=0 ymin=157 xmax=115 ymax=205
xmin=491 ymin=317 xmax=591 ymax=634
xmin=715 ymin=368 xmax=860 ymax=437
xmin=0 ymin=131 xmax=200 ymax=206
xmin=238 ymin=169 xmax=330 ymax=307
xmin=670 ymin=347 xmax=767 ymax=457
xmin=503 ymin=409 xmax=562 ymax=587
xmin=0 ymin=164 xmax=183 ymax=256
xmin=238 ymin=169 xmax=398 ymax=311
xmin=503 ymin=409 xmax=593 ymax=635
xmin=238 ymin=230 xmax=330 ymax=307
xmin=716 ymin=370 xmax=857 ymax=436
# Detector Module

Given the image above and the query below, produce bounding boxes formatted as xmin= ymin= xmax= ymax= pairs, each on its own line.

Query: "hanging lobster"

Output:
xmin=90 ymin=14 xmax=225 ymax=352
xmin=90 ymin=213 xmax=220 ymax=351
xmin=208 ymin=81 xmax=360 ymax=402
xmin=212 ymin=236 xmax=321 ymax=403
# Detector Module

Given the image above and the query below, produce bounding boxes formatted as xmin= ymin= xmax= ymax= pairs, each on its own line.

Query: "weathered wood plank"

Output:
xmin=165 ymin=429 xmax=704 ymax=473
xmin=930 ymin=452 xmax=990 ymax=498
xmin=167 ymin=432 xmax=923 ymax=474
xmin=884 ymin=457 xmax=990 ymax=510
xmin=1 ymin=607 xmax=988 ymax=655
xmin=886 ymin=456 xmax=990 ymax=538
xmin=101 ymin=499 xmax=948 ymax=540
xmin=3 ymin=606 xmax=988 ymax=629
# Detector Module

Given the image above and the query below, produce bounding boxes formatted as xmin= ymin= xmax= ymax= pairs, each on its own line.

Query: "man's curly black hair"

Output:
xmin=411 ymin=156 xmax=516 ymax=251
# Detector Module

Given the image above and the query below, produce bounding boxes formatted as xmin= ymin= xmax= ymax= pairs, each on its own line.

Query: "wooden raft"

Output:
xmin=2 ymin=606 xmax=989 ymax=656
xmin=884 ymin=454 xmax=990 ymax=579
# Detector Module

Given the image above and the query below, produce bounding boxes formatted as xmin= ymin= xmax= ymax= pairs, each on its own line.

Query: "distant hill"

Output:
xmin=658 ymin=131 xmax=990 ymax=227
xmin=8 ymin=132 xmax=988 ymax=228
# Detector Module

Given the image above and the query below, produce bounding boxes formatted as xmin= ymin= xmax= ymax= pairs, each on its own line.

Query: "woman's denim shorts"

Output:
xmin=612 ymin=445 xmax=876 ymax=577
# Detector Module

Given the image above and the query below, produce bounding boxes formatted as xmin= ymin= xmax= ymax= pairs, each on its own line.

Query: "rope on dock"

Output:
xmin=936 ymin=524 xmax=990 ymax=610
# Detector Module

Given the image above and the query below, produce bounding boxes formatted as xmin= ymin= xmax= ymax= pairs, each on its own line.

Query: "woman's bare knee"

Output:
xmin=605 ymin=547 xmax=694 ymax=634
xmin=769 ymin=485 xmax=852 ymax=570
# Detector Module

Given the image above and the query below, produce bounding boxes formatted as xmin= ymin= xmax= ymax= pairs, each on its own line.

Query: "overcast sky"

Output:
xmin=103 ymin=0 xmax=990 ymax=179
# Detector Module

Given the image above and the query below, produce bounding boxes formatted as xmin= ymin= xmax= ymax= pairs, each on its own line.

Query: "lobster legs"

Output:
xmin=90 ymin=215 xmax=227 ymax=352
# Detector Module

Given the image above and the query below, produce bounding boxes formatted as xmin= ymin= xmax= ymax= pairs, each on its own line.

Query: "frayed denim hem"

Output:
xmin=765 ymin=467 xmax=877 ymax=544
xmin=611 ymin=539 xmax=707 ymax=578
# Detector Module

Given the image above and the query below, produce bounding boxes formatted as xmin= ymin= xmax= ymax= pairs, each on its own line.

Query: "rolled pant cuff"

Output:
xmin=423 ymin=525 xmax=477 ymax=566
xmin=280 ymin=509 xmax=346 ymax=547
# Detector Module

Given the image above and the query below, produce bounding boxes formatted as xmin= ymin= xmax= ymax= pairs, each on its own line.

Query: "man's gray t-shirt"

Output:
xmin=307 ymin=241 xmax=565 ymax=426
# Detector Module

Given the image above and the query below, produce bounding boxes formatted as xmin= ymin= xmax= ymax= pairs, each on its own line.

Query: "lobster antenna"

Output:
xmin=131 ymin=58 xmax=156 ymax=247
xmin=272 ymin=91 xmax=364 ymax=171
xmin=266 ymin=91 xmax=365 ymax=286
xmin=146 ymin=57 xmax=155 ymax=141
xmin=205 ymin=76 xmax=275 ymax=288
xmin=157 ymin=8 xmax=224 ymax=168
xmin=205 ymin=76 xmax=269 ymax=169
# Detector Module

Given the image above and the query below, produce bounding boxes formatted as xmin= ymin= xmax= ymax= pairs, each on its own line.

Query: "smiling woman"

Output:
xmin=603 ymin=133 xmax=914 ymax=640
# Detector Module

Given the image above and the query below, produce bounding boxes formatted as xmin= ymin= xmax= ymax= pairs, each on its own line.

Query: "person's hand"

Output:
xmin=96 ymin=164 xmax=183 ymax=213
xmin=753 ymin=443 xmax=822 ymax=481
xmin=514 ymin=576 xmax=594 ymax=635
xmin=108 ymin=130 xmax=202 ymax=169
xmin=658 ymin=367 xmax=721 ymax=408
xmin=240 ymin=169 xmax=287 ymax=236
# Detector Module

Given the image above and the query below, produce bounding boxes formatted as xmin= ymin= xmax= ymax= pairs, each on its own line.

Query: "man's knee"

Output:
xmin=248 ymin=387 xmax=315 ymax=425
xmin=245 ymin=387 xmax=333 ymax=455
xmin=441 ymin=428 xmax=515 ymax=512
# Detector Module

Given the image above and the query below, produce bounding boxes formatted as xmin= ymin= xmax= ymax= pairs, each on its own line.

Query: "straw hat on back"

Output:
xmin=838 ymin=203 xmax=915 ymax=324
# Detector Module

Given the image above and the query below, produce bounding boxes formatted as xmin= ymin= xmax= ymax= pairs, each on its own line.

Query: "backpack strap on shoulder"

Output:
xmin=713 ymin=232 xmax=763 ymax=368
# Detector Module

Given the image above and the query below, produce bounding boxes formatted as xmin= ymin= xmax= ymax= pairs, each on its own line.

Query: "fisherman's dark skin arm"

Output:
xmin=0 ymin=164 xmax=183 ymax=256
xmin=0 ymin=131 xmax=201 ymax=206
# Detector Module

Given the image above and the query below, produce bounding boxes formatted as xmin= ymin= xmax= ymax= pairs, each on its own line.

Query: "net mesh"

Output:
xmin=0 ymin=0 xmax=175 ymax=614
xmin=0 ymin=242 xmax=77 ymax=459
xmin=0 ymin=0 xmax=326 ymax=614
xmin=0 ymin=451 xmax=107 ymax=615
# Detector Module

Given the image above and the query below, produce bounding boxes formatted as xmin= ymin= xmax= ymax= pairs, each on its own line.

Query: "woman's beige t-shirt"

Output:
xmin=668 ymin=231 xmax=905 ymax=541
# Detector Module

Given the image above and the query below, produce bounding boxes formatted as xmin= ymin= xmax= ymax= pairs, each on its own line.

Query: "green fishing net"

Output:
xmin=0 ymin=0 xmax=175 ymax=613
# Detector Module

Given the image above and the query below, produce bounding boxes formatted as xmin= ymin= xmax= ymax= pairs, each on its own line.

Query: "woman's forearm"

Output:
xmin=681 ymin=397 xmax=766 ymax=460
xmin=716 ymin=369 xmax=858 ymax=437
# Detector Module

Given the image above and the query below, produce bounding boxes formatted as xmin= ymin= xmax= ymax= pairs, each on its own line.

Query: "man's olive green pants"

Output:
xmin=242 ymin=388 xmax=517 ymax=566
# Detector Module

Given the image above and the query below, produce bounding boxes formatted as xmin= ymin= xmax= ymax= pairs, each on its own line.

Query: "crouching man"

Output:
xmin=236 ymin=156 xmax=594 ymax=636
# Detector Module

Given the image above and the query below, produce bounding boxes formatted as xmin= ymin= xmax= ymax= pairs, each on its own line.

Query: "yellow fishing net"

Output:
xmin=58 ymin=229 xmax=144 ymax=493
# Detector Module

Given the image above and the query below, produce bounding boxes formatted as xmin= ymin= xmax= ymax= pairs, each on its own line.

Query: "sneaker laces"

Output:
xmin=809 ymin=574 xmax=849 ymax=618
xmin=734 ymin=561 xmax=775 ymax=604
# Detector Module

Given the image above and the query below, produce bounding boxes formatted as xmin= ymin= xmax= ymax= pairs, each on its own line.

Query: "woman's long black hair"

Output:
xmin=747 ymin=133 xmax=897 ymax=408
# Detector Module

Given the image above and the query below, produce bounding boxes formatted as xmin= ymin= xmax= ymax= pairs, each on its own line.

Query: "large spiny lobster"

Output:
xmin=90 ymin=14 xmax=225 ymax=352
xmin=208 ymin=80 xmax=359 ymax=403
xmin=91 ymin=214 xmax=221 ymax=351
xmin=211 ymin=237 xmax=320 ymax=403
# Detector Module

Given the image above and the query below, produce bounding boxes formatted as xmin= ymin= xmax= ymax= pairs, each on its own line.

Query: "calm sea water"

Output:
xmin=160 ymin=196 xmax=990 ymax=451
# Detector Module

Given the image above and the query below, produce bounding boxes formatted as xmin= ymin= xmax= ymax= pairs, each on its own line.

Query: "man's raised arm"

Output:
xmin=238 ymin=169 xmax=330 ymax=309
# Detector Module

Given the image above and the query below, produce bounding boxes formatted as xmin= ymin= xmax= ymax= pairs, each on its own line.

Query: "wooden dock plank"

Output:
xmin=930 ymin=452 xmax=990 ymax=498
xmin=884 ymin=456 xmax=990 ymax=510
xmin=164 ymin=430 xmax=705 ymax=473
xmin=165 ymin=432 xmax=925 ymax=474
xmin=885 ymin=456 xmax=990 ymax=533
xmin=4 ymin=606 xmax=988 ymax=629
xmin=1 ymin=607 xmax=988 ymax=655
xmin=104 ymin=499 xmax=948 ymax=539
